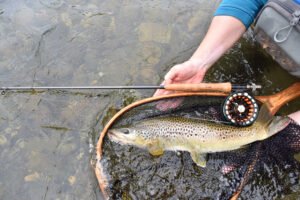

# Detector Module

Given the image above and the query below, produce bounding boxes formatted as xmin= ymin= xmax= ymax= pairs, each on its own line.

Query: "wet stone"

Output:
xmin=16 ymin=138 xmax=26 ymax=149
xmin=140 ymin=67 xmax=158 ymax=82
xmin=0 ymin=135 xmax=7 ymax=145
xmin=76 ymin=151 xmax=84 ymax=160
xmin=58 ymin=142 xmax=77 ymax=156
xmin=24 ymin=172 xmax=40 ymax=182
xmin=138 ymin=22 xmax=171 ymax=44
xmin=98 ymin=71 xmax=104 ymax=77
xmin=39 ymin=0 xmax=64 ymax=9
xmin=68 ymin=176 xmax=76 ymax=185
xmin=188 ymin=10 xmax=211 ymax=32
xmin=146 ymin=184 xmax=159 ymax=197
xmin=14 ymin=7 xmax=35 ymax=27
xmin=140 ymin=43 xmax=162 ymax=65
xmin=61 ymin=13 xmax=73 ymax=27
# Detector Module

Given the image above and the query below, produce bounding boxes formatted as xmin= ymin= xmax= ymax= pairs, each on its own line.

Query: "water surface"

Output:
xmin=0 ymin=0 xmax=299 ymax=199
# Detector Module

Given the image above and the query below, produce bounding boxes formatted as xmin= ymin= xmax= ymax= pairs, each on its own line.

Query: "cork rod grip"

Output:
xmin=164 ymin=82 xmax=232 ymax=93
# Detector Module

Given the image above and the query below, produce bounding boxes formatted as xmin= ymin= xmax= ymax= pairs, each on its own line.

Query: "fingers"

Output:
xmin=153 ymin=63 xmax=191 ymax=97
xmin=156 ymin=98 xmax=183 ymax=111
xmin=153 ymin=89 xmax=172 ymax=97
xmin=153 ymin=59 xmax=206 ymax=97
xmin=152 ymin=69 xmax=180 ymax=97
xmin=153 ymin=81 xmax=168 ymax=97
xmin=164 ymin=64 xmax=182 ymax=83
xmin=153 ymin=79 xmax=183 ymax=110
xmin=164 ymin=60 xmax=204 ymax=83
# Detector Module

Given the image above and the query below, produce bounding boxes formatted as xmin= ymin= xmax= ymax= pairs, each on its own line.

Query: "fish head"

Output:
xmin=107 ymin=127 xmax=150 ymax=147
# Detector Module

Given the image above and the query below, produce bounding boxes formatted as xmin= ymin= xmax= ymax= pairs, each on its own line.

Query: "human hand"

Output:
xmin=154 ymin=59 xmax=207 ymax=96
xmin=153 ymin=59 xmax=208 ymax=110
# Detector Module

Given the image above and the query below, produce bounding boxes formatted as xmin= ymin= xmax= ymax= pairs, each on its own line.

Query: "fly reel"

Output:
xmin=223 ymin=92 xmax=259 ymax=127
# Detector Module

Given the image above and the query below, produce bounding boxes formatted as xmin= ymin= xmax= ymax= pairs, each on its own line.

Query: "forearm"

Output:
xmin=155 ymin=0 xmax=267 ymax=97
xmin=190 ymin=16 xmax=246 ymax=72
xmin=190 ymin=0 xmax=267 ymax=72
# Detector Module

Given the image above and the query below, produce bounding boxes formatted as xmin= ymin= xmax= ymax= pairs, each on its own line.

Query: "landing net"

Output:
xmin=97 ymin=95 xmax=300 ymax=199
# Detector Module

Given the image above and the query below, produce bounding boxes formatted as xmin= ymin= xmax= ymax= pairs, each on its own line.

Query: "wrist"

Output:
xmin=187 ymin=58 xmax=210 ymax=74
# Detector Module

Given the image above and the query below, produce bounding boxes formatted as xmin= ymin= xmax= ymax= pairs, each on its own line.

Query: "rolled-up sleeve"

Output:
xmin=214 ymin=0 xmax=267 ymax=28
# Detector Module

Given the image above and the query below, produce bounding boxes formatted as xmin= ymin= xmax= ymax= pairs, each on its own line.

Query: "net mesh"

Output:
xmin=99 ymin=95 xmax=300 ymax=199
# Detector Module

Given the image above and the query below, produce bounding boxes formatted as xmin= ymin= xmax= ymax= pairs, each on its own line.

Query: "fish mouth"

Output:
xmin=107 ymin=130 xmax=115 ymax=137
xmin=107 ymin=129 xmax=129 ymax=145
xmin=107 ymin=130 xmax=119 ymax=140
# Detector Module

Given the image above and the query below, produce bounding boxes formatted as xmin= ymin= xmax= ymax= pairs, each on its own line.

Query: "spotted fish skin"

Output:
xmin=108 ymin=114 xmax=290 ymax=167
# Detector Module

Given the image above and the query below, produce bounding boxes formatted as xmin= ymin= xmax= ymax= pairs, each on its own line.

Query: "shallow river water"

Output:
xmin=0 ymin=0 xmax=299 ymax=200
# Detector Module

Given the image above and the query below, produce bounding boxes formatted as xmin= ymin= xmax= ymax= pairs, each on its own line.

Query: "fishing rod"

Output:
xmin=1 ymin=82 xmax=263 ymax=126
xmin=1 ymin=83 xmax=262 ymax=126
xmin=0 ymin=82 xmax=261 ymax=93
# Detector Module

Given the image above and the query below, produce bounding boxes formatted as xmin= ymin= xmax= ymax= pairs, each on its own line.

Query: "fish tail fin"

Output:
xmin=267 ymin=116 xmax=291 ymax=137
xmin=255 ymin=104 xmax=275 ymax=140
xmin=256 ymin=103 xmax=273 ymax=127
xmin=256 ymin=103 xmax=291 ymax=138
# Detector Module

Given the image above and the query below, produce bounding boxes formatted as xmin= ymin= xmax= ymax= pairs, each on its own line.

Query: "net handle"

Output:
xmin=255 ymin=82 xmax=300 ymax=115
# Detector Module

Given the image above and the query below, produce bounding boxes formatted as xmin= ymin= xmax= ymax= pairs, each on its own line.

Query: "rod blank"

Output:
xmin=0 ymin=83 xmax=261 ymax=92
xmin=0 ymin=86 xmax=165 ymax=90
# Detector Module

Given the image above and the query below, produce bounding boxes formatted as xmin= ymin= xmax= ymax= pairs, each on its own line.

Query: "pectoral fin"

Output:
xmin=190 ymin=152 xmax=207 ymax=168
xmin=148 ymin=144 xmax=164 ymax=156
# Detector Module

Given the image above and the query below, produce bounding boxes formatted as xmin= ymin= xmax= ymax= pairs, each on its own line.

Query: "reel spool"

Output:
xmin=223 ymin=92 xmax=259 ymax=127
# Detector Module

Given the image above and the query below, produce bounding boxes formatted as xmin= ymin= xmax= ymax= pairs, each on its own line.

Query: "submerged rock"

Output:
xmin=138 ymin=22 xmax=171 ymax=44
xmin=24 ymin=172 xmax=40 ymax=182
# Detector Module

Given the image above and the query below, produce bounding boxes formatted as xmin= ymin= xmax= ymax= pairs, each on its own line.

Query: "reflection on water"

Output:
xmin=0 ymin=0 xmax=299 ymax=199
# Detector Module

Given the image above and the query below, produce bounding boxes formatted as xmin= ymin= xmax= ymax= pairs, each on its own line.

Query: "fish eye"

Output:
xmin=122 ymin=128 xmax=130 ymax=134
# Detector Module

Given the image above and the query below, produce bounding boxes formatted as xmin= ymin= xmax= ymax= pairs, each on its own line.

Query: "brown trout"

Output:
xmin=108 ymin=105 xmax=290 ymax=167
